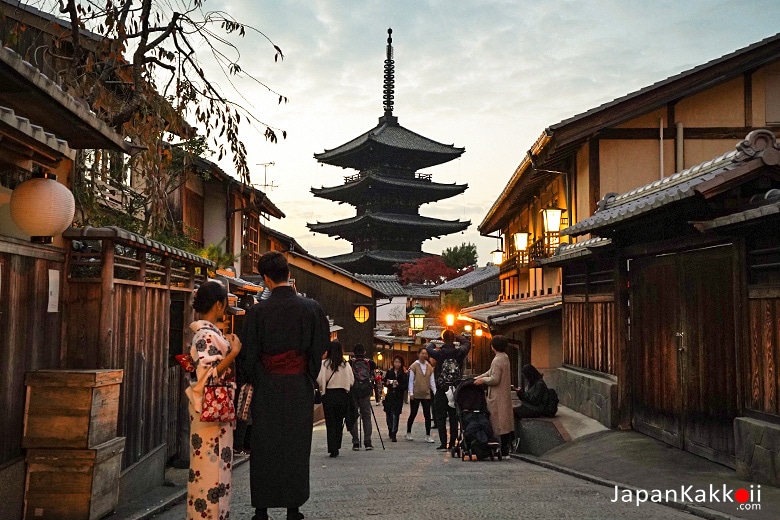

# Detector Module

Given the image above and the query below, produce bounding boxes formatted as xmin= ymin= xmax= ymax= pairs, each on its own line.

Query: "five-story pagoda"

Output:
xmin=309 ymin=28 xmax=470 ymax=275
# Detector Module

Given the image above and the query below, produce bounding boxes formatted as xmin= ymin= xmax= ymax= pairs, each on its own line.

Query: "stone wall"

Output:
xmin=545 ymin=366 xmax=617 ymax=428
xmin=734 ymin=417 xmax=780 ymax=486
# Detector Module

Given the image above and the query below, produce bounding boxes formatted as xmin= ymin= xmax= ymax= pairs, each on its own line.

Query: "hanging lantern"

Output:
xmin=408 ymin=302 xmax=426 ymax=332
xmin=10 ymin=172 xmax=75 ymax=244
xmin=513 ymin=232 xmax=529 ymax=251
xmin=490 ymin=248 xmax=504 ymax=265
xmin=541 ymin=206 xmax=566 ymax=233
xmin=445 ymin=313 xmax=455 ymax=327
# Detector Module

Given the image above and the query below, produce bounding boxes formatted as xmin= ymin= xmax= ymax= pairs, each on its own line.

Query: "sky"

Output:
xmin=193 ymin=0 xmax=779 ymax=264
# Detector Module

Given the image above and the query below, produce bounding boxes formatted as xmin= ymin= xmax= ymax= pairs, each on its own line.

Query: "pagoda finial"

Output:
xmin=383 ymin=28 xmax=394 ymax=117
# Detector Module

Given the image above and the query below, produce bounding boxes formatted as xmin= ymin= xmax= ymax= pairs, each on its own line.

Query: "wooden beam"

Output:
xmin=99 ymin=239 xmax=115 ymax=369
xmin=598 ymin=126 xmax=780 ymax=140
xmin=744 ymin=72 xmax=753 ymax=128
xmin=667 ymin=102 xmax=676 ymax=128
xmin=615 ymin=255 xmax=632 ymax=429
xmin=588 ymin=138 xmax=600 ymax=215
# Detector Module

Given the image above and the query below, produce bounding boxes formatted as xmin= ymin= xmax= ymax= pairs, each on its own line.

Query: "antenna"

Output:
xmin=255 ymin=162 xmax=278 ymax=191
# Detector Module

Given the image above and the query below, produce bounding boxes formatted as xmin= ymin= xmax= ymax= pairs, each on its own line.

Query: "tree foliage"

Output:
xmin=398 ymin=256 xmax=458 ymax=285
xmin=442 ymin=288 xmax=470 ymax=312
xmin=442 ymin=242 xmax=478 ymax=270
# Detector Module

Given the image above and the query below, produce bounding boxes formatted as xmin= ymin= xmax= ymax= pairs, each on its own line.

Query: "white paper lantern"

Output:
xmin=10 ymin=173 xmax=75 ymax=243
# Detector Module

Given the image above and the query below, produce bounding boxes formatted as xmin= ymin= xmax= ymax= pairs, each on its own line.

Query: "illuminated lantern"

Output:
xmin=541 ymin=207 xmax=565 ymax=233
xmin=10 ymin=172 xmax=75 ymax=243
xmin=475 ymin=328 xmax=484 ymax=337
xmin=408 ymin=302 xmax=426 ymax=331
xmin=445 ymin=313 xmax=455 ymax=327
xmin=490 ymin=248 xmax=504 ymax=265
xmin=513 ymin=232 xmax=529 ymax=251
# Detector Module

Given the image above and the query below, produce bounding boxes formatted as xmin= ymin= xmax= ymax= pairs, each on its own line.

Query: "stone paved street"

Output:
xmin=153 ymin=402 xmax=693 ymax=520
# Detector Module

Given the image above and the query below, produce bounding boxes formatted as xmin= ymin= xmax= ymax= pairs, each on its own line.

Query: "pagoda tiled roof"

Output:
xmin=312 ymin=171 xmax=467 ymax=205
xmin=324 ymin=250 xmax=428 ymax=273
xmin=314 ymin=115 xmax=464 ymax=170
xmin=308 ymin=212 xmax=470 ymax=239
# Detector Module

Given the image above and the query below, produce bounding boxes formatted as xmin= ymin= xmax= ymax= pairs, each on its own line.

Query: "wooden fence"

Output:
xmin=62 ymin=227 xmax=212 ymax=469
xmin=562 ymin=296 xmax=616 ymax=375
xmin=0 ymin=239 xmax=65 ymax=467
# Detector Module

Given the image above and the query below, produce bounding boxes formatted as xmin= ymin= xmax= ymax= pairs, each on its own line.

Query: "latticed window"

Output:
xmin=243 ymin=213 xmax=260 ymax=275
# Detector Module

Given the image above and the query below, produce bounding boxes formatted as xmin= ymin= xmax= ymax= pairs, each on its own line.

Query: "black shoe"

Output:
xmin=352 ymin=444 xmax=360 ymax=451
xmin=252 ymin=509 xmax=270 ymax=520
xmin=365 ymin=445 xmax=374 ymax=451
xmin=436 ymin=444 xmax=448 ymax=450
xmin=329 ymin=450 xmax=339 ymax=457
xmin=391 ymin=435 xmax=397 ymax=442
xmin=287 ymin=508 xmax=304 ymax=520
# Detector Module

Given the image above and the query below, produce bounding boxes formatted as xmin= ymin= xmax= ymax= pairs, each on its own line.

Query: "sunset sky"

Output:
xmin=171 ymin=0 xmax=778 ymax=263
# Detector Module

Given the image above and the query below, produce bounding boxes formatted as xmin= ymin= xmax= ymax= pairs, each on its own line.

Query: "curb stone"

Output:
xmin=511 ymin=453 xmax=741 ymax=520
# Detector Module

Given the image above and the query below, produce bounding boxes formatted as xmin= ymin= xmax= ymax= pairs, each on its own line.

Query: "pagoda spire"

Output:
xmin=383 ymin=28 xmax=394 ymax=118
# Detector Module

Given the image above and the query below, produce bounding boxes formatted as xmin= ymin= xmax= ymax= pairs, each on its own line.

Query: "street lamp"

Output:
xmin=541 ymin=206 xmax=566 ymax=233
xmin=445 ymin=313 xmax=455 ymax=327
xmin=464 ymin=324 xmax=473 ymax=332
xmin=490 ymin=248 xmax=504 ymax=265
xmin=513 ymin=232 xmax=529 ymax=252
xmin=475 ymin=328 xmax=484 ymax=337
xmin=408 ymin=302 xmax=426 ymax=332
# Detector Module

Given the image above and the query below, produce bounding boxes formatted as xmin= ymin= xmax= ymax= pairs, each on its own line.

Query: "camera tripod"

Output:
xmin=356 ymin=397 xmax=386 ymax=450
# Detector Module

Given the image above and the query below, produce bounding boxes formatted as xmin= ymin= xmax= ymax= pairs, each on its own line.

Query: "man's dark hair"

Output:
xmin=257 ymin=251 xmax=290 ymax=284
xmin=353 ymin=343 xmax=366 ymax=356
xmin=441 ymin=329 xmax=455 ymax=344
xmin=491 ymin=335 xmax=509 ymax=353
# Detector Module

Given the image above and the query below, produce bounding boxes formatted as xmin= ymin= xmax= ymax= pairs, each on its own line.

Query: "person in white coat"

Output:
xmin=316 ymin=341 xmax=354 ymax=458
xmin=405 ymin=347 xmax=436 ymax=443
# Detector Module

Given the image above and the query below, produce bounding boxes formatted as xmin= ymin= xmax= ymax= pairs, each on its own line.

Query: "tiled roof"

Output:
xmin=63 ymin=226 xmax=215 ymax=267
xmin=461 ymin=294 xmax=562 ymax=328
xmin=0 ymin=45 xmax=134 ymax=153
xmin=536 ymin=237 xmax=613 ymax=266
xmin=564 ymin=129 xmax=780 ymax=237
xmin=259 ymin=224 xmax=307 ymax=254
xmin=326 ymin=250 xmax=425 ymax=266
xmin=0 ymin=105 xmax=73 ymax=159
xmin=312 ymin=172 xmax=467 ymax=204
xmin=404 ymin=284 xmax=439 ymax=298
xmin=356 ymin=274 xmax=406 ymax=297
xmin=309 ymin=212 xmax=470 ymax=236
xmin=314 ymin=115 xmax=464 ymax=170
xmin=433 ymin=265 xmax=499 ymax=291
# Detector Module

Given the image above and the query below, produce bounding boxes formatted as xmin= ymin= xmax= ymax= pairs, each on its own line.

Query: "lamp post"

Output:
xmin=408 ymin=302 xmax=426 ymax=332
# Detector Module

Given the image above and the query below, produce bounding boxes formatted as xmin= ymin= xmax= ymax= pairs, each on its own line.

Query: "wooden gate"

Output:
xmin=630 ymin=245 xmax=738 ymax=467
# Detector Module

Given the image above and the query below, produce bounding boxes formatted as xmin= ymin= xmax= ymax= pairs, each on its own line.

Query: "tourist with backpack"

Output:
xmin=474 ymin=336 xmax=515 ymax=456
xmin=383 ymin=355 xmax=408 ymax=442
xmin=349 ymin=344 xmax=377 ymax=450
xmin=426 ymin=330 xmax=471 ymax=452
xmin=513 ymin=364 xmax=559 ymax=419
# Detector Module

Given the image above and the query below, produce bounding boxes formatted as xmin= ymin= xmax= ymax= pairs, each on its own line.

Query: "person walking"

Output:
xmin=405 ymin=347 xmax=436 ymax=443
xmin=317 ymin=341 xmax=354 ymax=458
xmin=348 ymin=344 xmax=377 ymax=451
xmin=240 ymin=252 xmax=330 ymax=520
xmin=185 ymin=281 xmax=242 ymax=520
xmin=426 ymin=330 xmax=471 ymax=452
xmin=383 ymin=355 xmax=408 ymax=442
xmin=474 ymin=336 xmax=515 ymax=456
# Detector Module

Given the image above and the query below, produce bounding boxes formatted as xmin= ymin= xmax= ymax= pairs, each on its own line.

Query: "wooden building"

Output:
xmin=476 ymin=32 xmax=780 ymax=429
xmin=310 ymin=29 xmax=469 ymax=275
xmin=542 ymin=129 xmax=780 ymax=485
xmin=0 ymin=43 xmax=134 ymax=519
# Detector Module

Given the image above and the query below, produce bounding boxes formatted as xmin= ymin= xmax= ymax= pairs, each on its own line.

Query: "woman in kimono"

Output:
xmin=475 ymin=335 xmax=515 ymax=456
xmin=186 ymin=281 xmax=242 ymax=520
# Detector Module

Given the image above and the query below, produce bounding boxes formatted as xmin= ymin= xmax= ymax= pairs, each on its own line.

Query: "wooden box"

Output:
xmin=24 ymin=437 xmax=125 ymax=520
xmin=23 ymin=370 xmax=124 ymax=449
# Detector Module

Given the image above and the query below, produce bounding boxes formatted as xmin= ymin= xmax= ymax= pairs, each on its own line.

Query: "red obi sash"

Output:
xmin=262 ymin=351 xmax=308 ymax=375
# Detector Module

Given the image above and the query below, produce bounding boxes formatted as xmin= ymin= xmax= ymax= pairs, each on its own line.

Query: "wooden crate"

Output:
xmin=23 ymin=370 xmax=124 ymax=449
xmin=24 ymin=437 xmax=125 ymax=520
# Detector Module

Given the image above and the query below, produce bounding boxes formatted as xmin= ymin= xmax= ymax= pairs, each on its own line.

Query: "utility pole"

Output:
xmin=255 ymin=162 xmax=278 ymax=191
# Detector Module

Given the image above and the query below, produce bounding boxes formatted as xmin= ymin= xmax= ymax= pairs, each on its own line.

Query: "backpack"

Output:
xmin=352 ymin=359 xmax=373 ymax=398
xmin=544 ymin=388 xmax=559 ymax=417
xmin=437 ymin=357 xmax=462 ymax=388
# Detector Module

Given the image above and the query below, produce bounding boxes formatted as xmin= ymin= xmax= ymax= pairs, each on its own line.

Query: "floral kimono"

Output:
xmin=186 ymin=320 xmax=235 ymax=520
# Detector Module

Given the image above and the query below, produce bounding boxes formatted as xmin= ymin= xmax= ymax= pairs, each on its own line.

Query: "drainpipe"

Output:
xmin=676 ymin=122 xmax=684 ymax=172
xmin=659 ymin=117 xmax=664 ymax=180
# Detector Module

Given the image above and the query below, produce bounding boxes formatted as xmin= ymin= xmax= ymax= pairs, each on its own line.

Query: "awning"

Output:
xmin=460 ymin=294 xmax=562 ymax=329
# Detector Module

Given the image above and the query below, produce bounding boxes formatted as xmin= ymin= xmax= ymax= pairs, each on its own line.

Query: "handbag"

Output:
xmin=201 ymin=369 xmax=237 ymax=423
xmin=236 ymin=383 xmax=253 ymax=421
xmin=314 ymin=370 xmax=336 ymax=405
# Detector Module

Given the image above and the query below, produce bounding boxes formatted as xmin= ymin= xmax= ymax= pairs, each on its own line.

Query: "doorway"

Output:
xmin=630 ymin=244 xmax=738 ymax=467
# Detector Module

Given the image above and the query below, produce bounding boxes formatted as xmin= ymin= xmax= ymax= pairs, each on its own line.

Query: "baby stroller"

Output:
xmin=452 ymin=378 xmax=502 ymax=461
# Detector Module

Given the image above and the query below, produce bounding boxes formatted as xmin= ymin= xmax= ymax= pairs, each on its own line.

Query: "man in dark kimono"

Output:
xmin=240 ymin=252 xmax=329 ymax=520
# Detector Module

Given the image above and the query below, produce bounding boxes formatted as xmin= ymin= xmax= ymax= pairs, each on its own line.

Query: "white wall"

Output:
xmin=377 ymin=296 xmax=407 ymax=322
